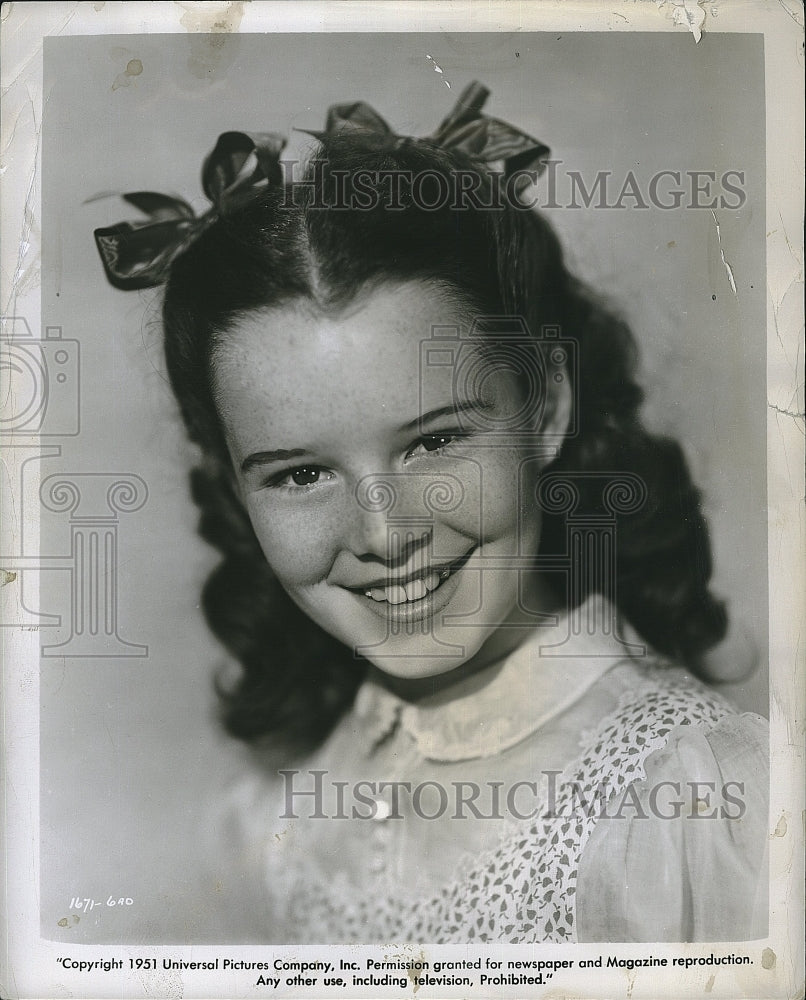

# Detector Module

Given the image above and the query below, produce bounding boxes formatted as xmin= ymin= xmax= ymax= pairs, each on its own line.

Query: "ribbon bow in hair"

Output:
xmin=93 ymin=131 xmax=286 ymax=290
xmin=306 ymin=80 xmax=549 ymax=183
xmin=93 ymin=82 xmax=549 ymax=291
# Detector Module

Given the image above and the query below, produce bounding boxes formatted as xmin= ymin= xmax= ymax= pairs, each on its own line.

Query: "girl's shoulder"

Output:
xmin=574 ymin=656 xmax=769 ymax=942
xmin=375 ymin=658 xmax=769 ymax=945
xmin=579 ymin=654 xmax=767 ymax=772
xmin=601 ymin=653 xmax=753 ymax=719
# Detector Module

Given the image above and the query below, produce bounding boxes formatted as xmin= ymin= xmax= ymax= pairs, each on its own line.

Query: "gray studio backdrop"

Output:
xmin=38 ymin=31 xmax=766 ymax=943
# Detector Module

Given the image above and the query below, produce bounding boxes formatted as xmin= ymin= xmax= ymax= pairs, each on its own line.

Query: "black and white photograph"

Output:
xmin=1 ymin=3 xmax=803 ymax=999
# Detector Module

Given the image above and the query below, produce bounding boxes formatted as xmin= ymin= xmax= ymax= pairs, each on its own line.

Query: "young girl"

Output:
xmin=95 ymin=83 xmax=768 ymax=944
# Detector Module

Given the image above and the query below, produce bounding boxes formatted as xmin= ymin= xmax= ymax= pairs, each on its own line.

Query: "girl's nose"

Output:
xmin=350 ymin=474 xmax=433 ymax=565
xmin=353 ymin=506 xmax=396 ymax=561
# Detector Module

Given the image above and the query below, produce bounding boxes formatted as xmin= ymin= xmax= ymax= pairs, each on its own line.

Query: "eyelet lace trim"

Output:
xmin=276 ymin=661 xmax=732 ymax=943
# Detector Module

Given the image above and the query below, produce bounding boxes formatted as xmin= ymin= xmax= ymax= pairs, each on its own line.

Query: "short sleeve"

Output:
xmin=575 ymin=712 xmax=769 ymax=942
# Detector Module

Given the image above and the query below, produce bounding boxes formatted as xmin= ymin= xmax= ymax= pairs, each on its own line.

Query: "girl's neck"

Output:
xmin=370 ymin=573 xmax=565 ymax=704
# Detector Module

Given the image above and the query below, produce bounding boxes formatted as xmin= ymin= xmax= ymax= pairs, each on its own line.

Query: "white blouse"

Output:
xmin=208 ymin=617 xmax=769 ymax=944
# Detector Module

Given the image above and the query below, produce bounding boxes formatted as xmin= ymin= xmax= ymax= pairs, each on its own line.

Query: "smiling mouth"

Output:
xmin=358 ymin=549 xmax=475 ymax=605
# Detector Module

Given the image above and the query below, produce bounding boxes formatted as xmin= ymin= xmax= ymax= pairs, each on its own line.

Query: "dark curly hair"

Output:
xmin=162 ymin=131 xmax=727 ymax=754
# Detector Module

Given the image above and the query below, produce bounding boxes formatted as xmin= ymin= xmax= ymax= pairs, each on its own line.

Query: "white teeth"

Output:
xmin=386 ymin=584 xmax=407 ymax=605
xmin=364 ymin=569 xmax=450 ymax=604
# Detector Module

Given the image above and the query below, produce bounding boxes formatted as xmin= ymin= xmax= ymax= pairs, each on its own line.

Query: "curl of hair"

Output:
xmin=162 ymin=131 xmax=726 ymax=753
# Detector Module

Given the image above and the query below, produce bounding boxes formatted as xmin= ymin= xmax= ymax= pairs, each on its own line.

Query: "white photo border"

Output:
xmin=1 ymin=3 xmax=803 ymax=999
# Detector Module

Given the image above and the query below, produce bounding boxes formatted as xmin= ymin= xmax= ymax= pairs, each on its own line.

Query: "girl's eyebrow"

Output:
xmin=240 ymin=401 xmax=494 ymax=473
xmin=241 ymin=448 xmax=309 ymax=474
xmin=404 ymin=400 xmax=493 ymax=433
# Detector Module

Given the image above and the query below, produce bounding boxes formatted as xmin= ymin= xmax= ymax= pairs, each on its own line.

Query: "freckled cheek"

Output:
xmin=244 ymin=503 xmax=345 ymax=588
xmin=446 ymin=452 xmax=539 ymax=547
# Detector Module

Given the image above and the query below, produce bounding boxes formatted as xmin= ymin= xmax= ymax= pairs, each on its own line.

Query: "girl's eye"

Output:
xmin=290 ymin=467 xmax=321 ymax=486
xmin=421 ymin=434 xmax=455 ymax=452
xmin=268 ymin=466 xmax=334 ymax=490
xmin=406 ymin=433 xmax=464 ymax=460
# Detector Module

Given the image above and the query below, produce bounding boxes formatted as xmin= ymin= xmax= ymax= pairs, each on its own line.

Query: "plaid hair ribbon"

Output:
xmin=93 ymin=82 xmax=549 ymax=291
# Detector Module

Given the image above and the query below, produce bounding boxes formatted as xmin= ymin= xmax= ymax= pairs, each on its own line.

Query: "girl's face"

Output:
xmin=212 ymin=280 xmax=568 ymax=683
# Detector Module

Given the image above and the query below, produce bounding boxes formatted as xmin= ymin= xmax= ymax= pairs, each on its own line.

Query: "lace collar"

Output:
xmin=352 ymin=603 xmax=636 ymax=762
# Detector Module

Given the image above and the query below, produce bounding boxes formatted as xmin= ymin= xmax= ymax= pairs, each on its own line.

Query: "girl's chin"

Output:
xmin=365 ymin=647 xmax=478 ymax=681
xmin=358 ymin=620 xmax=499 ymax=687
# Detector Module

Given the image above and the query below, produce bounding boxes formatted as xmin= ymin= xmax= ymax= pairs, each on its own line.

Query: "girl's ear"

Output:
xmin=537 ymin=359 xmax=574 ymax=447
xmin=226 ymin=459 xmax=248 ymax=506
xmin=200 ymin=448 xmax=248 ymax=507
